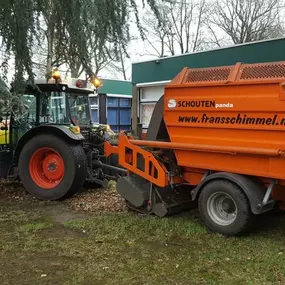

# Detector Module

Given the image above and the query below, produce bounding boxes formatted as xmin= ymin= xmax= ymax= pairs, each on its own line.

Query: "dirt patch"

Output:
xmin=49 ymin=207 xmax=88 ymax=224
xmin=0 ymin=251 xmax=73 ymax=285
xmin=32 ymin=203 xmax=91 ymax=224
xmin=38 ymin=226 xmax=86 ymax=238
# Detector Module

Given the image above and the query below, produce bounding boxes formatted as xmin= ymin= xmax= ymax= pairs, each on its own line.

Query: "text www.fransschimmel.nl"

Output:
xmin=178 ymin=113 xmax=285 ymax=126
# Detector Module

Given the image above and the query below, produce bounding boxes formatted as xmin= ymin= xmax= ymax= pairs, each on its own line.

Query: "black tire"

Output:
xmin=198 ymin=179 xmax=253 ymax=236
xmin=18 ymin=134 xmax=88 ymax=200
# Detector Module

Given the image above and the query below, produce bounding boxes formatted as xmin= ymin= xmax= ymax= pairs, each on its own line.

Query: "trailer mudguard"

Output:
xmin=191 ymin=172 xmax=271 ymax=215
xmin=13 ymin=125 xmax=84 ymax=164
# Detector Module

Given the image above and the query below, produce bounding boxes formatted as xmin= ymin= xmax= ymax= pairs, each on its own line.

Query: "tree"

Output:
xmin=0 ymin=0 xmax=39 ymax=90
xmin=105 ymin=35 xmax=141 ymax=81
xmin=140 ymin=5 xmax=170 ymax=57
xmin=0 ymin=0 xmax=163 ymax=91
xmin=0 ymin=0 xmax=165 ymax=118
xmin=207 ymin=0 xmax=284 ymax=45
xmin=109 ymin=42 xmax=131 ymax=80
xmin=141 ymin=0 xmax=207 ymax=57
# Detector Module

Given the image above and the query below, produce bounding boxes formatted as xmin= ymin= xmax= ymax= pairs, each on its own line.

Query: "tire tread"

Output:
xmin=198 ymin=179 xmax=253 ymax=236
xmin=18 ymin=133 xmax=87 ymax=200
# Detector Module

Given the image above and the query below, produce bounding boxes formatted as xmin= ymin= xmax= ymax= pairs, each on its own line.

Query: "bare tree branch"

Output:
xmin=208 ymin=0 xmax=284 ymax=44
xmin=141 ymin=0 xmax=208 ymax=57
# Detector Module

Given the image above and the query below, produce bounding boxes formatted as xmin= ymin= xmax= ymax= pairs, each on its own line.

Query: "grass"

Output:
xmin=1 ymin=201 xmax=285 ymax=285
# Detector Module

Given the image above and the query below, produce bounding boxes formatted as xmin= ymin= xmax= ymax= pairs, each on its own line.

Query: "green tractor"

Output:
xmin=0 ymin=71 xmax=126 ymax=200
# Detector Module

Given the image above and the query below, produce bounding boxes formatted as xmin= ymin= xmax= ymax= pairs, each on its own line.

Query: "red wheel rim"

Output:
xmin=29 ymin=147 xmax=65 ymax=189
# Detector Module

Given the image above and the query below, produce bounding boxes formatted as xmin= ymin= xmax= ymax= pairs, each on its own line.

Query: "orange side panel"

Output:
xmin=183 ymin=171 xmax=204 ymax=185
xmin=163 ymin=61 xmax=285 ymax=182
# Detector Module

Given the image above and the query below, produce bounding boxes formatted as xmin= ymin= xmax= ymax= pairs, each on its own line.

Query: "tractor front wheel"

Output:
xmin=19 ymin=134 xmax=87 ymax=200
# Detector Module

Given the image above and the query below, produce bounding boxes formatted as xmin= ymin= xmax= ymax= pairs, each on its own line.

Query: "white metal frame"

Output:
xmin=137 ymin=84 xmax=166 ymax=129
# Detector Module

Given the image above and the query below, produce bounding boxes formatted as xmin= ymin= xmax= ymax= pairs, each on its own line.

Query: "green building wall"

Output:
xmin=132 ymin=37 xmax=285 ymax=84
xmin=97 ymin=78 xmax=132 ymax=95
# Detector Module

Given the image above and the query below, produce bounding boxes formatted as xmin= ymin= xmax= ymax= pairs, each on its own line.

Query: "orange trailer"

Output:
xmin=105 ymin=61 xmax=285 ymax=236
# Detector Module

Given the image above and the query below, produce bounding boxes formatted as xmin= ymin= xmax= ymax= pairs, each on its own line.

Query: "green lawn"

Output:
xmin=1 ymin=195 xmax=285 ymax=284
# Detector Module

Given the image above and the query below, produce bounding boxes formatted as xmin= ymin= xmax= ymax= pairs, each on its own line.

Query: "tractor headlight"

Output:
xmin=52 ymin=68 xmax=61 ymax=80
xmin=70 ymin=125 xmax=80 ymax=134
xmin=91 ymin=76 xmax=102 ymax=88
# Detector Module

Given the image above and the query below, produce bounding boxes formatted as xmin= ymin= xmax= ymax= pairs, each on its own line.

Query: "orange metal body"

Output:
xmin=164 ymin=62 xmax=285 ymax=182
xmin=105 ymin=61 xmax=285 ymax=201
xmin=105 ymin=135 xmax=170 ymax=187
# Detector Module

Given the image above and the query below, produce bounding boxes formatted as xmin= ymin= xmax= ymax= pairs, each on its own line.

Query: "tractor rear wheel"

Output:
xmin=198 ymin=179 xmax=253 ymax=236
xmin=18 ymin=134 xmax=87 ymax=200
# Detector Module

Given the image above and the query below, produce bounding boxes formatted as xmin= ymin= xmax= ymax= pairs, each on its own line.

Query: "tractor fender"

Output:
xmin=191 ymin=172 xmax=269 ymax=215
xmin=13 ymin=125 xmax=84 ymax=164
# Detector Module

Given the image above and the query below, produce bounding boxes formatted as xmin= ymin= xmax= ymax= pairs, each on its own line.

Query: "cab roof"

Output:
xmin=35 ymin=78 xmax=95 ymax=93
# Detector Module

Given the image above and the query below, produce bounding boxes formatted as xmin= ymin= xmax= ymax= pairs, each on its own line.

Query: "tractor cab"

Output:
xmin=26 ymin=76 xmax=97 ymax=129
xmin=32 ymin=72 xmax=115 ymax=139
xmin=0 ymin=70 xmax=115 ymax=147
xmin=1 ymin=78 xmax=94 ymax=148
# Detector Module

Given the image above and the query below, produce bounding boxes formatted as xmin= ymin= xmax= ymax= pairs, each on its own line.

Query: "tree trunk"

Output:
xmin=46 ymin=27 xmax=52 ymax=74
xmin=70 ymin=59 xmax=83 ymax=78
xmin=45 ymin=0 xmax=53 ymax=75
xmin=119 ymin=47 xmax=127 ymax=80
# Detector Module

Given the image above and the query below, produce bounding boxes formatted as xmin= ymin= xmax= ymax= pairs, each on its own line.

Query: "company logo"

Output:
xmin=178 ymin=100 xmax=215 ymax=108
xmin=215 ymin=103 xmax=234 ymax=108
xmin=168 ymin=99 xmax=177 ymax=109
xmin=177 ymin=100 xmax=234 ymax=109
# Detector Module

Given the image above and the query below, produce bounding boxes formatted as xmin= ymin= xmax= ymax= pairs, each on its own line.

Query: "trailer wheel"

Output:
xmin=18 ymin=134 xmax=87 ymax=200
xmin=198 ymin=179 xmax=253 ymax=236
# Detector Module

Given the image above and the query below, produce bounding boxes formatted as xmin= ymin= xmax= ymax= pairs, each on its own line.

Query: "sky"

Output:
xmin=2 ymin=0 xmax=285 ymax=84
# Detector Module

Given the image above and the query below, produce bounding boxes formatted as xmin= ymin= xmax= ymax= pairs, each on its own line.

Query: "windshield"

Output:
xmin=39 ymin=91 xmax=91 ymax=126
xmin=69 ymin=92 xmax=90 ymax=126
xmin=21 ymin=94 xmax=37 ymax=122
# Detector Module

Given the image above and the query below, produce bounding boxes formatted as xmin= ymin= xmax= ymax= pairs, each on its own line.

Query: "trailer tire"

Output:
xmin=18 ymin=134 xmax=87 ymax=201
xmin=198 ymin=179 xmax=253 ymax=236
